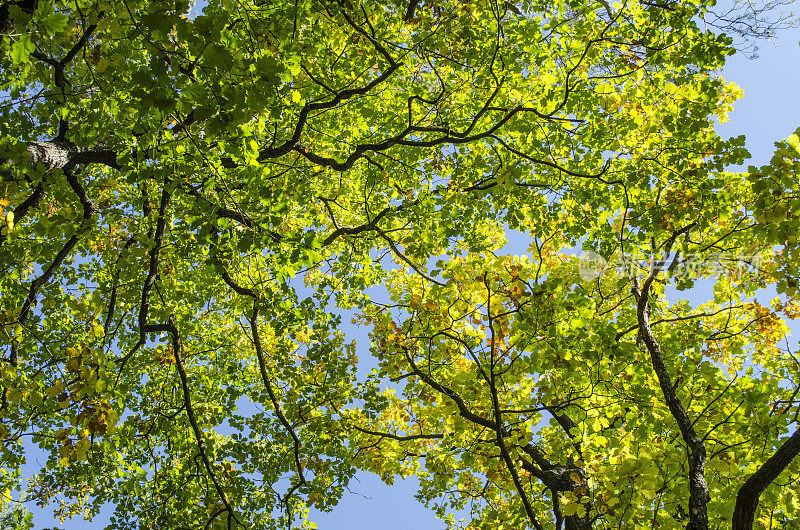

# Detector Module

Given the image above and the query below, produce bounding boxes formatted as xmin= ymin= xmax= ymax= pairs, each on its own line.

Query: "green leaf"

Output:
xmin=41 ymin=13 xmax=69 ymax=34
xmin=10 ymin=34 xmax=34 ymax=65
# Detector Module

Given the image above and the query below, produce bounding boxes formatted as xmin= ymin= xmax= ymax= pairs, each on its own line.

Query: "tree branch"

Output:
xmin=732 ymin=428 xmax=800 ymax=529
xmin=634 ymin=224 xmax=708 ymax=530
xmin=404 ymin=0 xmax=420 ymax=21
xmin=249 ymin=304 xmax=307 ymax=498
xmin=154 ymin=316 xmax=242 ymax=527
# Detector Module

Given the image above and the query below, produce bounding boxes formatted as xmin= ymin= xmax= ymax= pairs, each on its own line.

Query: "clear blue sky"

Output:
xmin=19 ymin=12 xmax=800 ymax=530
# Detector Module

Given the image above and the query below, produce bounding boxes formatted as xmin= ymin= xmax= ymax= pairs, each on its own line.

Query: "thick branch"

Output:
xmin=732 ymin=428 xmax=800 ymax=529
xmin=495 ymin=426 xmax=542 ymax=529
xmin=0 ymin=140 xmax=116 ymax=247
xmin=1 ymin=140 xmax=119 ymax=178
xmin=404 ymin=0 xmax=420 ymax=21
xmin=322 ymin=205 xmax=391 ymax=246
xmin=255 ymin=63 xmax=401 ymax=164
xmin=634 ymin=225 xmax=708 ymax=530
xmin=207 ymin=256 xmax=308 ymax=502
xmin=137 ymin=181 xmax=171 ymax=346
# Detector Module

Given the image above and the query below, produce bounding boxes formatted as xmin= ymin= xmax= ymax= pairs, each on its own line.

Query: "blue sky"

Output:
xmin=16 ymin=11 xmax=800 ymax=530
xmin=717 ymin=26 xmax=800 ymax=164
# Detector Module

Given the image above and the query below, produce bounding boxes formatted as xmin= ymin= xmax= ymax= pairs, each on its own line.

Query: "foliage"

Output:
xmin=0 ymin=0 xmax=798 ymax=528
xmin=0 ymin=490 xmax=34 ymax=529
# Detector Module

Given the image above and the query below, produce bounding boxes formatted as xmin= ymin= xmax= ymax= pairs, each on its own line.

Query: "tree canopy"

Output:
xmin=0 ymin=0 xmax=798 ymax=528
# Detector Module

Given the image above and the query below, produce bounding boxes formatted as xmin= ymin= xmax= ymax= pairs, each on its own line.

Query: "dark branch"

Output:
xmin=155 ymin=316 xmax=241 ymax=526
xmin=352 ymin=424 xmax=444 ymax=442
xmin=250 ymin=304 xmax=307 ymax=504
xmin=732 ymin=428 xmax=800 ymax=529
xmin=634 ymin=224 xmax=709 ymax=530
xmin=404 ymin=0 xmax=420 ymax=21
xmin=6 ymin=170 xmax=95 ymax=366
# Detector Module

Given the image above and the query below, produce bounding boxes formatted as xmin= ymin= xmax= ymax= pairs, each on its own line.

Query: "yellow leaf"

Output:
xmin=561 ymin=497 xmax=586 ymax=517
xmin=74 ymin=438 xmax=90 ymax=461
xmin=66 ymin=356 xmax=81 ymax=373
xmin=45 ymin=380 xmax=66 ymax=398
xmin=787 ymin=133 xmax=800 ymax=154
xmin=29 ymin=392 xmax=43 ymax=407
xmin=7 ymin=388 xmax=22 ymax=403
